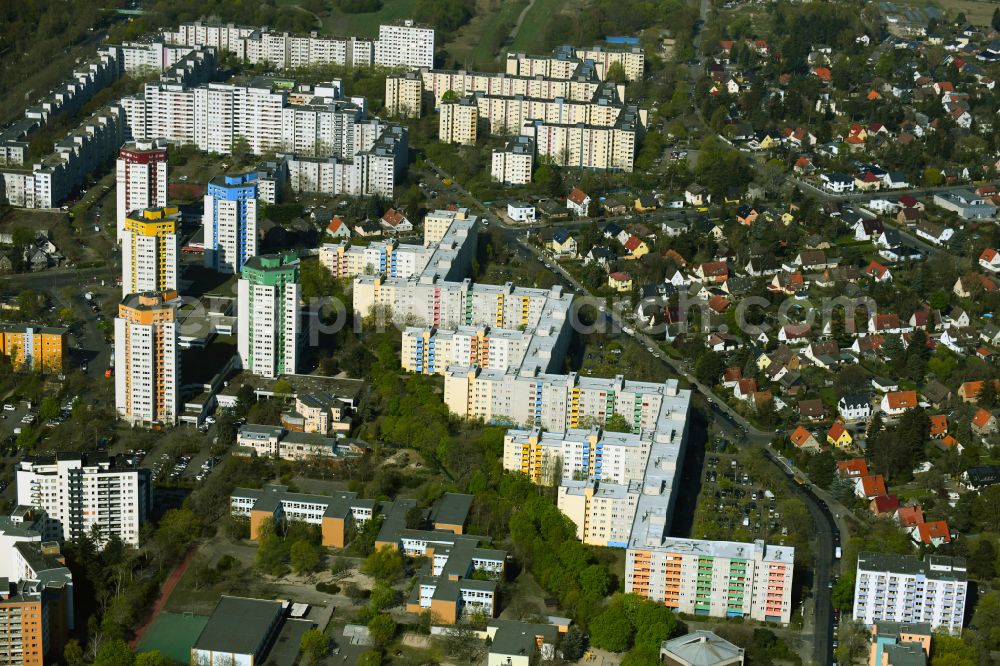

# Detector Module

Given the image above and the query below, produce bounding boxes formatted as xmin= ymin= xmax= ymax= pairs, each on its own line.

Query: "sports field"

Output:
xmin=135 ymin=612 xmax=209 ymax=663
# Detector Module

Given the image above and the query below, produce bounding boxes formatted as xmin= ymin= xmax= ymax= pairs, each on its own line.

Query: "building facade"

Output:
xmin=853 ymin=552 xmax=967 ymax=634
xmin=16 ymin=454 xmax=151 ymax=547
xmin=204 ymin=172 xmax=259 ymax=274
xmin=491 ymin=136 xmax=534 ymax=185
xmin=0 ymin=510 xmax=74 ymax=666
xmin=121 ymin=206 xmax=180 ymax=295
xmin=625 ymin=538 xmax=795 ymax=624
xmin=439 ymin=98 xmax=478 ymax=145
xmin=115 ymin=139 xmax=168 ymax=243
xmin=114 ymin=291 xmax=181 ymax=427
xmin=385 ymin=71 xmax=424 ymax=118
xmin=237 ymin=253 xmax=300 ymax=378
xmin=0 ymin=324 xmax=66 ymax=373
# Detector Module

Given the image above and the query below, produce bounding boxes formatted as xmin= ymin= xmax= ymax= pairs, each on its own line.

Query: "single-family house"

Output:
xmin=979 ymin=248 xmax=1000 ymax=273
xmin=734 ymin=379 xmax=758 ymax=401
xmin=914 ymin=220 xmax=953 ymax=246
xmin=853 ymin=218 xmax=885 ymax=242
xmin=326 ymin=216 xmax=351 ymax=239
xmin=972 ymin=408 xmax=998 ymax=435
xmin=623 ymin=235 xmax=650 ymax=259
xmin=684 ymin=184 xmax=711 ymax=207
xmin=864 ymin=261 xmax=892 ymax=282
xmin=608 ymin=272 xmax=633 ymax=292
xmin=799 ymin=399 xmax=826 ymax=421
xmin=546 ymin=229 xmax=578 ymax=258
xmin=929 ymin=414 xmax=948 ymax=438
xmin=839 ymin=393 xmax=872 ymax=421
xmin=790 ymin=426 xmax=821 ymax=451
xmin=855 ymin=474 xmax=888 ymax=499
xmin=567 ymin=187 xmax=591 ymax=217
xmin=827 ymin=421 xmax=853 ymax=448
xmin=870 ymin=494 xmax=901 ymax=516
xmin=837 ymin=458 xmax=869 ymax=479
xmin=507 ymin=201 xmax=537 ymax=223
xmin=881 ymin=390 xmax=918 ymax=417
xmin=380 ymin=208 xmax=413 ymax=233
xmin=911 ymin=520 xmax=952 ymax=546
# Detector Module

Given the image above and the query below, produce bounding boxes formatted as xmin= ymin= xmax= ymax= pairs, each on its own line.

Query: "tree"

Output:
xmin=590 ymin=606 xmax=634 ymax=652
xmin=605 ymin=61 xmax=627 ymax=83
xmin=290 ymin=539 xmax=321 ymax=575
xmin=369 ymin=580 xmax=397 ymax=611
xmin=444 ymin=622 xmax=487 ymax=663
xmin=561 ymin=625 xmax=587 ymax=660
xmin=806 ymin=450 xmax=835 ymax=488
xmin=63 ymin=640 xmax=85 ymax=666
xmin=300 ymin=628 xmax=330 ymax=666
xmin=579 ymin=564 xmax=612 ymax=596
xmin=694 ymin=351 xmax=726 ymax=386
xmin=831 ymin=572 xmax=855 ymax=610
xmin=357 ymin=650 xmax=383 ymax=666
xmin=135 ymin=653 xmax=175 ymax=666
xmin=367 ymin=613 xmax=397 ymax=649
xmin=94 ymin=639 xmax=134 ymax=666
xmin=969 ymin=539 xmax=997 ymax=580
xmin=604 ymin=412 xmax=632 ymax=433
xmin=361 ymin=545 xmax=404 ymax=582
xmin=38 ymin=396 xmax=59 ymax=421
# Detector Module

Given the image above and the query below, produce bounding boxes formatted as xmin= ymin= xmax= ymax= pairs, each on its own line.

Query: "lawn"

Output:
xmin=508 ymin=0 xmax=568 ymax=55
xmin=907 ymin=0 xmax=997 ymax=26
xmin=307 ymin=0 xmax=421 ymax=38
xmin=447 ymin=0 xmax=531 ymax=71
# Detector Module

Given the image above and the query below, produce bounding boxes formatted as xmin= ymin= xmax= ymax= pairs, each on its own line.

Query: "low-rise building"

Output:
xmin=191 ymin=596 xmax=286 ymax=666
xmin=487 ymin=620 xmax=560 ymax=666
xmin=660 ymin=631 xmax=745 ymax=666
xmin=235 ymin=425 xmax=363 ymax=462
xmin=869 ymin=621 xmax=931 ymax=666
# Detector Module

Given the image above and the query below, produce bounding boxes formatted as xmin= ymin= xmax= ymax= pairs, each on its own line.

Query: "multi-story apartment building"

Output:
xmin=376 ymin=21 xmax=435 ymax=69
xmin=163 ymin=20 xmax=433 ymax=70
xmin=419 ymin=67 xmax=602 ymax=108
xmin=573 ymin=46 xmax=646 ymax=81
xmin=114 ymin=291 xmax=181 ymax=427
xmin=0 ymin=508 xmax=74 ymax=665
xmin=525 ymin=110 xmax=642 ymax=172
xmin=115 ymin=139 xmax=168 ymax=242
xmin=204 ymin=173 xmax=258 ymax=274
xmin=503 ymin=427 xmax=653 ymax=485
xmin=16 ymin=454 xmax=151 ymax=547
xmin=401 ymin=326 xmax=532 ymax=376
xmin=853 ymin=552 xmax=968 ymax=634
xmin=237 ymin=253 xmax=300 ymax=379
xmin=0 ymin=324 xmax=67 ymax=373
xmin=439 ymin=98 xmax=478 ymax=145
xmin=625 ymin=538 xmax=794 ymax=624
xmin=491 ymin=136 xmax=534 ymax=185
xmin=385 ymin=71 xmax=424 ymax=118
xmin=558 ymin=478 xmax=641 ymax=547
xmin=504 ymin=45 xmax=645 ymax=82
xmin=121 ymin=206 xmax=180 ymax=295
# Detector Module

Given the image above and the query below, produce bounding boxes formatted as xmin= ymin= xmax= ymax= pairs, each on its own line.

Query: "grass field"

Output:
xmin=508 ymin=0 xmax=569 ymax=54
xmin=136 ymin=612 xmax=209 ymax=663
xmin=314 ymin=0 xmax=421 ymax=38
xmin=907 ymin=0 xmax=997 ymax=26
xmin=447 ymin=0 xmax=530 ymax=70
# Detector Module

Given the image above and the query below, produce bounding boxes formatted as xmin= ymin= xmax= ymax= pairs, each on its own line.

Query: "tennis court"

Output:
xmin=135 ymin=611 xmax=209 ymax=663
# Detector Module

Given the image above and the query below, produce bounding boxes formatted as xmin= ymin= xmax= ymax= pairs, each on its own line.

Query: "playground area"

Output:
xmin=134 ymin=611 xmax=209 ymax=663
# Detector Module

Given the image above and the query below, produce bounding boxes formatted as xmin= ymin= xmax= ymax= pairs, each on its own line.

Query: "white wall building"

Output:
xmin=237 ymin=253 xmax=301 ymax=379
xmin=15 ymin=454 xmax=151 ymax=547
xmin=853 ymin=552 xmax=968 ymax=635
xmin=491 ymin=136 xmax=534 ymax=185
xmin=115 ymin=139 xmax=168 ymax=243
xmin=114 ymin=291 xmax=181 ymax=427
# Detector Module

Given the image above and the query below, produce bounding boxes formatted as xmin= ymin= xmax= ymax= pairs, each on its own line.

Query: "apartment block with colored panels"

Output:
xmin=237 ymin=252 xmax=300 ymax=379
xmin=624 ymin=538 xmax=795 ymax=624
xmin=0 ymin=512 xmax=74 ymax=666
xmin=402 ymin=326 xmax=531 ymax=376
xmin=231 ymin=484 xmax=376 ymax=549
xmin=558 ymin=478 xmax=641 ymax=547
xmin=502 ymin=426 xmax=652 ymax=485
xmin=0 ymin=324 xmax=67 ymax=374
xmin=121 ymin=206 xmax=180 ymax=295
xmin=853 ymin=552 xmax=967 ymax=635
xmin=114 ymin=291 xmax=180 ymax=427
xmin=203 ymin=172 xmax=259 ymax=274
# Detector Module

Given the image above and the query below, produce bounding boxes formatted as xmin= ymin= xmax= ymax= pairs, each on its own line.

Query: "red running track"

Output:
xmin=130 ymin=545 xmax=199 ymax=649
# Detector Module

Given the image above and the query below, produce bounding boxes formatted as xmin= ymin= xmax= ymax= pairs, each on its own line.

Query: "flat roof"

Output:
xmin=429 ymin=493 xmax=473 ymax=528
xmin=857 ymin=552 xmax=967 ymax=581
xmin=192 ymin=596 xmax=284 ymax=655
